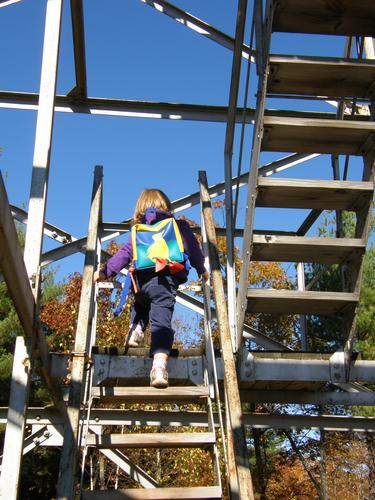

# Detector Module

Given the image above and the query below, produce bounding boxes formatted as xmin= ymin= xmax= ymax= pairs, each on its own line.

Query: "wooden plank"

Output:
xmin=268 ymin=55 xmax=375 ymax=98
xmin=272 ymin=0 xmax=375 ymax=36
xmin=252 ymin=235 xmax=366 ymax=264
xmin=262 ymin=115 xmax=375 ymax=155
xmin=85 ymin=432 xmax=216 ymax=449
xmin=82 ymin=486 xmax=222 ymax=499
xmin=246 ymin=289 xmax=358 ymax=315
xmin=91 ymin=386 xmax=209 ymax=403
xmin=256 ymin=178 xmax=374 ymax=210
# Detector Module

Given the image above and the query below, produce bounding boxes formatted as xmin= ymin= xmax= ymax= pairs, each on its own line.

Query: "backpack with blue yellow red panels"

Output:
xmin=113 ymin=208 xmax=190 ymax=317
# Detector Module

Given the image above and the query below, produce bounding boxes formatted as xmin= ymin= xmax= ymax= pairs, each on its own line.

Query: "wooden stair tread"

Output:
xmin=256 ymin=177 xmax=374 ymax=210
xmin=268 ymin=55 xmax=375 ymax=98
xmin=262 ymin=115 xmax=375 ymax=155
xmin=91 ymin=386 xmax=209 ymax=403
xmin=246 ymin=289 xmax=358 ymax=315
xmin=272 ymin=0 xmax=375 ymax=36
xmin=82 ymin=486 xmax=222 ymax=499
xmin=252 ymin=235 xmax=365 ymax=264
xmin=85 ymin=432 xmax=216 ymax=449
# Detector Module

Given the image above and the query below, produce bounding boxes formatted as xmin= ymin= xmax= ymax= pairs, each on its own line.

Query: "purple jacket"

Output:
xmin=103 ymin=208 xmax=206 ymax=281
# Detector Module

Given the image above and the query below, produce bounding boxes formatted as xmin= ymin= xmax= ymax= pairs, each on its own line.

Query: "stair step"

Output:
xmin=85 ymin=432 xmax=216 ymax=449
xmin=91 ymin=386 xmax=209 ymax=403
xmin=256 ymin=178 xmax=374 ymax=210
xmin=82 ymin=486 xmax=222 ymax=499
xmin=272 ymin=0 xmax=375 ymax=37
xmin=268 ymin=55 xmax=375 ymax=99
xmin=246 ymin=289 xmax=358 ymax=315
xmin=91 ymin=346 xmax=204 ymax=357
xmin=262 ymin=116 xmax=375 ymax=155
xmin=252 ymin=235 xmax=365 ymax=264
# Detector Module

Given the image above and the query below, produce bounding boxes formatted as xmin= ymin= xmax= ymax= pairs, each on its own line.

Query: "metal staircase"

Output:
xmin=237 ymin=0 xmax=375 ymax=382
xmin=53 ymin=167 xmax=229 ymax=499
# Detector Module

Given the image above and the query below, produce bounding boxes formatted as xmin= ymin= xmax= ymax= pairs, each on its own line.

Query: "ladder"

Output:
xmin=55 ymin=166 xmax=254 ymax=499
xmin=236 ymin=0 xmax=375 ymax=381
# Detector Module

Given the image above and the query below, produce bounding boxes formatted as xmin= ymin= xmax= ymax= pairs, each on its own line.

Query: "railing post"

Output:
xmin=199 ymin=170 xmax=254 ymax=500
xmin=56 ymin=166 xmax=103 ymax=499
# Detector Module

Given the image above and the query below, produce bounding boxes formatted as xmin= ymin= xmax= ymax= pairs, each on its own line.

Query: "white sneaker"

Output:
xmin=150 ymin=367 xmax=169 ymax=388
xmin=128 ymin=327 xmax=144 ymax=347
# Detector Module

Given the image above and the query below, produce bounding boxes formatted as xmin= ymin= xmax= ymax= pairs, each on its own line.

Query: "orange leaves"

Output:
xmin=264 ymin=433 xmax=372 ymax=500
xmin=248 ymin=261 xmax=292 ymax=289
xmin=266 ymin=456 xmax=316 ymax=499
xmin=40 ymin=272 xmax=132 ymax=351
xmin=40 ymin=272 xmax=82 ymax=351
xmin=212 ymin=200 xmax=225 ymax=209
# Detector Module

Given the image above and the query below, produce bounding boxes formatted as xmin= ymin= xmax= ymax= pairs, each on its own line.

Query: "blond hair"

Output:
xmin=133 ymin=189 xmax=172 ymax=224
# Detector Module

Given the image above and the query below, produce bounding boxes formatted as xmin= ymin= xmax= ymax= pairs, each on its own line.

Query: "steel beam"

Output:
xmin=88 ymin=426 xmax=158 ymax=488
xmin=258 ymin=153 xmax=320 ymax=177
xmin=2 ymin=407 xmax=375 ymax=431
xmin=11 ymin=205 xmax=74 ymax=244
xmin=69 ymin=0 xmax=87 ymax=98
xmin=240 ymin=355 xmax=375 ymax=383
xmin=8 ymin=2 xmax=66 ymax=470
xmin=140 ymin=0 xmax=253 ymax=59
xmin=24 ymin=0 xmax=62 ymax=278
xmin=0 ymin=175 xmax=34 ymax=335
xmin=99 ymin=449 xmax=158 ymax=488
xmin=40 ymin=237 xmax=87 ymax=267
xmin=246 ymin=413 xmax=375 ymax=432
xmin=0 ymin=0 xmax=22 ymax=6
xmin=296 ymin=209 xmax=324 ymax=236
xmin=236 ymin=0 xmax=272 ymax=339
xmin=50 ymin=352 xmax=375 ymax=385
xmin=0 ymin=91 xmax=254 ymax=123
xmin=1 ymin=162 xmax=60 ymax=449
xmin=224 ymin=0 xmax=248 ymax=351
xmin=240 ymin=389 xmax=375 ymax=406
xmin=2 ymin=90 xmax=372 ymax=122
xmin=253 ymin=0 xmax=265 ymax=75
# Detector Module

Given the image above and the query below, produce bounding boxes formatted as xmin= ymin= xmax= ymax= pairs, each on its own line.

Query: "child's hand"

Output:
xmin=93 ymin=269 xmax=106 ymax=282
xmin=201 ymin=270 xmax=210 ymax=282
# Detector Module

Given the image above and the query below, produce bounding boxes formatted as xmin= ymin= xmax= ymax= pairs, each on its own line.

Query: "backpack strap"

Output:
xmin=113 ymin=267 xmax=137 ymax=317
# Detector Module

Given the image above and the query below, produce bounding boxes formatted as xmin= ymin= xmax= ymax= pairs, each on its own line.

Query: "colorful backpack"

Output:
xmin=113 ymin=209 xmax=190 ymax=317
xmin=132 ymin=212 xmax=186 ymax=273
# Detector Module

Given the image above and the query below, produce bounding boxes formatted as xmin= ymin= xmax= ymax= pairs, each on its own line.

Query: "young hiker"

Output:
xmin=94 ymin=188 xmax=209 ymax=388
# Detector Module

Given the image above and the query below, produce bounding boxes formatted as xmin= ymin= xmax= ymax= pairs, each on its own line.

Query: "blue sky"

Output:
xmin=0 ymin=0 xmax=368 ymax=285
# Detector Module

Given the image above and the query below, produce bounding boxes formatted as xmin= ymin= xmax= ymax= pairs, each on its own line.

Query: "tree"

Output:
xmin=304 ymin=210 xmax=375 ymax=352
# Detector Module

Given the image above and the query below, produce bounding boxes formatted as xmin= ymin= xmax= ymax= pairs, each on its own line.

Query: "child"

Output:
xmin=94 ymin=189 xmax=209 ymax=388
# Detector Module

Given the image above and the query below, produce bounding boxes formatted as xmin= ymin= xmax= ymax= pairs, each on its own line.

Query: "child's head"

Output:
xmin=133 ymin=189 xmax=172 ymax=224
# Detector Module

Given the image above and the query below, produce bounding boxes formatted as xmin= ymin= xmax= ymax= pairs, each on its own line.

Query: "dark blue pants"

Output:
xmin=130 ymin=274 xmax=179 ymax=356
